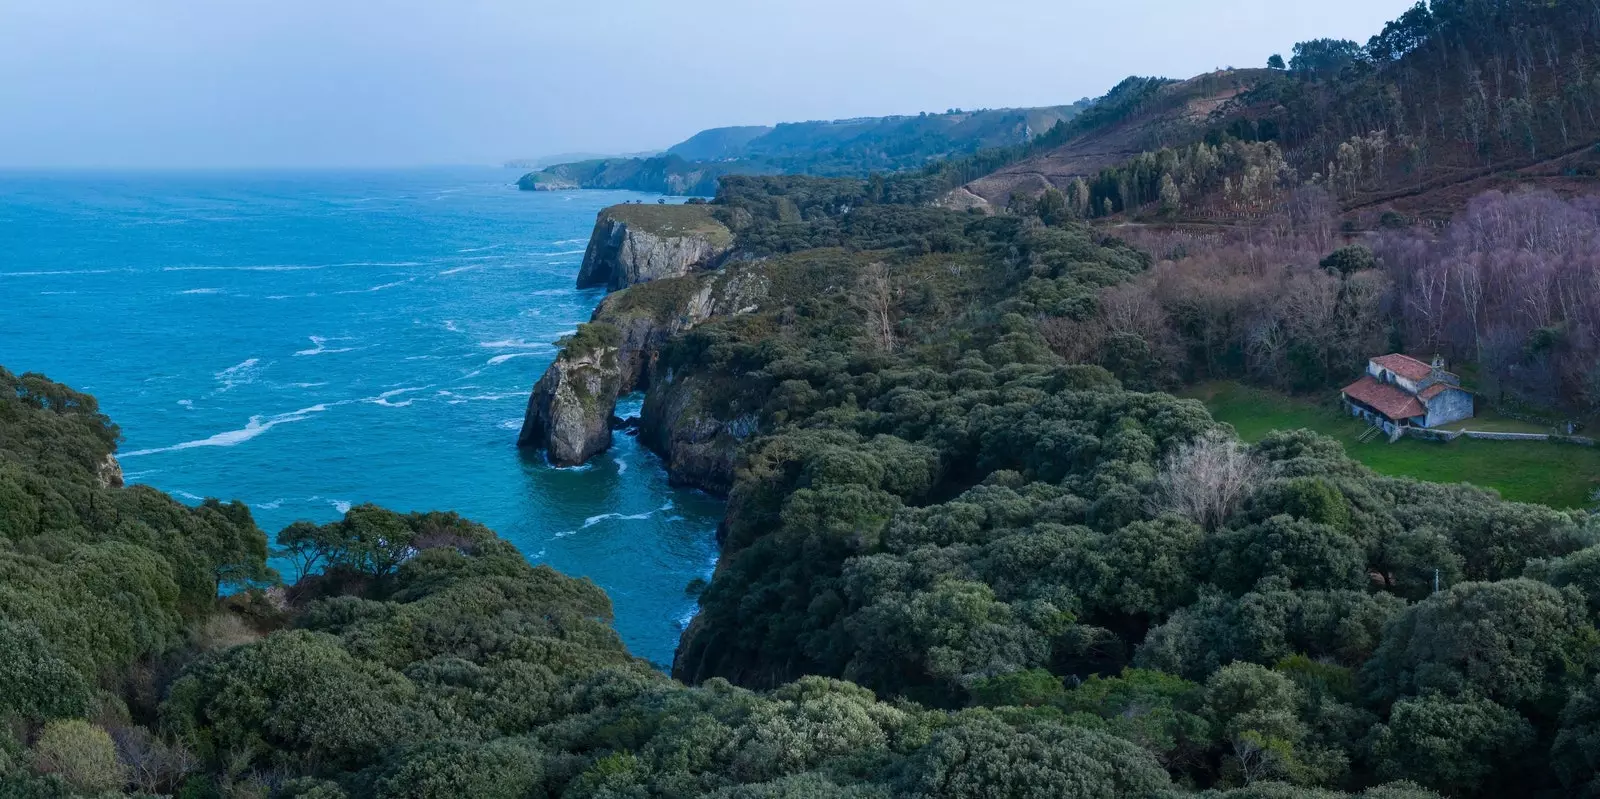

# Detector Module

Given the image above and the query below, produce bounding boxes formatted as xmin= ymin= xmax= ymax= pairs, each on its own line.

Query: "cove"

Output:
xmin=0 ymin=167 xmax=722 ymax=667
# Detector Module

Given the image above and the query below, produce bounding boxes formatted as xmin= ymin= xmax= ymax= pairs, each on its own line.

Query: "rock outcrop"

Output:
xmin=96 ymin=453 xmax=124 ymax=489
xmin=516 ymin=172 xmax=579 ymax=191
xmin=576 ymin=205 xmax=733 ymax=292
xmin=638 ymin=364 xmax=757 ymax=496
xmin=516 ymin=327 xmax=622 ymax=467
xmin=518 ymin=242 xmax=770 ymax=474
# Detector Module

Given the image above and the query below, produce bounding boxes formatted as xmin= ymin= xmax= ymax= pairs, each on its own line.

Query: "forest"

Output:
xmin=7 ymin=2 xmax=1600 ymax=798
xmin=954 ymin=0 xmax=1600 ymax=224
xmin=8 ymin=167 xmax=1600 ymax=797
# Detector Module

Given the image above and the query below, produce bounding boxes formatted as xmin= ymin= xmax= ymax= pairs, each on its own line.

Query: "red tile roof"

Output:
xmin=1343 ymin=375 xmax=1426 ymax=421
xmin=1417 ymin=383 xmax=1467 ymax=401
xmin=1371 ymin=353 xmax=1435 ymax=382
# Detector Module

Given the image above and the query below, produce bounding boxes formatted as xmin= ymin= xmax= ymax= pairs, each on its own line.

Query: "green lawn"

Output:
xmin=1182 ymin=381 xmax=1600 ymax=509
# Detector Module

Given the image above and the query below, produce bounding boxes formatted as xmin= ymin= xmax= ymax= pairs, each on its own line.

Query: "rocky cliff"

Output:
xmin=518 ymin=233 xmax=769 ymax=480
xmin=516 ymin=325 xmax=622 ymax=467
xmin=638 ymin=364 xmax=757 ymax=496
xmin=575 ymin=204 xmax=733 ymax=292
xmin=516 ymin=172 xmax=579 ymax=191
xmin=97 ymin=453 xmax=124 ymax=489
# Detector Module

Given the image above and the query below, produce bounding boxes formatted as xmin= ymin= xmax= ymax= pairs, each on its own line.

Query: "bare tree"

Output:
xmin=1147 ymin=430 xmax=1262 ymax=531
xmin=1406 ymin=262 xmax=1450 ymax=351
xmin=1451 ymin=256 xmax=1486 ymax=362
xmin=854 ymin=262 xmax=899 ymax=353
xmin=110 ymin=725 xmax=198 ymax=795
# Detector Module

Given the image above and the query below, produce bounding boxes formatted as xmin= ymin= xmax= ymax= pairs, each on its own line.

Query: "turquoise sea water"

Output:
xmin=0 ymin=168 xmax=721 ymax=666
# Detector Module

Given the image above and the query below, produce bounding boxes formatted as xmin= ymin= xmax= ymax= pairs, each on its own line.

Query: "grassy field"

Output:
xmin=1183 ymin=381 xmax=1600 ymax=509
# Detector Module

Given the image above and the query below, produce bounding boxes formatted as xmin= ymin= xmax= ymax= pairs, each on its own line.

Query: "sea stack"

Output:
xmin=517 ymin=324 xmax=623 ymax=466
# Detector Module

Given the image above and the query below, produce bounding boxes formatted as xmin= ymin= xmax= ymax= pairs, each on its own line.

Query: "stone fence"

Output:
xmin=1400 ymin=427 xmax=1596 ymax=446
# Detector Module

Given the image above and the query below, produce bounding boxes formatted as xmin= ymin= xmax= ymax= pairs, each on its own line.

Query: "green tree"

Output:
xmin=1367 ymin=693 xmax=1534 ymax=796
xmin=1363 ymin=579 xmax=1596 ymax=708
xmin=1319 ymin=245 xmax=1376 ymax=276
xmin=370 ymin=739 xmax=546 ymax=799
xmin=29 ymin=720 xmax=124 ymax=794
xmin=894 ymin=712 xmax=1173 ymax=798
xmin=0 ymin=621 xmax=90 ymax=723
xmin=162 ymin=630 xmax=416 ymax=773
xmin=1204 ymin=663 xmax=1312 ymax=784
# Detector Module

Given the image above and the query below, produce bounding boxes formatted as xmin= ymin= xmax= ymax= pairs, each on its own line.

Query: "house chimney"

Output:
xmin=1430 ymin=354 xmax=1446 ymax=382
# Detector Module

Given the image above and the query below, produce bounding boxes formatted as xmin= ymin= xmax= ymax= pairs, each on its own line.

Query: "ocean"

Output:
xmin=0 ymin=167 xmax=721 ymax=667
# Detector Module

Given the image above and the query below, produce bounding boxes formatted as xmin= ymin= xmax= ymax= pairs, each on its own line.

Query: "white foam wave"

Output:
xmin=180 ymin=288 xmax=223 ymax=295
xmin=498 ymin=418 xmax=523 ymax=431
xmin=552 ymin=238 xmax=586 ymax=246
xmin=330 ymin=499 xmax=353 ymax=514
xmin=174 ymin=490 xmax=205 ymax=502
xmin=177 ymin=399 xmax=194 ymax=409
xmin=478 ymin=338 xmax=551 ymax=349
xmin=255 ymin=499 xmax=283 ymax=510
xmin=39 ymin=291 xmax=80 ymax=295
xmin=164 ymin=265 xmax=323 ymax=272
xmin=487 ymin=353 xmax=540 ymax=366
xmin=443 ymin=320 xmax=460 ymax=332
xmin=3 ymin=269 xmax=118 ymax=276
xmin=437 ymin=264 xmax=481 ymax=276
xmin=365 ymin=386 xmax=429 ymax=408
xmin=120 ymin=403 xmax=332 ymax=458
xmin=457 ymin=244 xmax=502 ymax=253
xmin=335 ymin=278 xmax=415 ymax=295
xmin=582 ymin=510 xmax=655 ymax=527
xmin=214 ymin=358 xmax=263 ymax=391
xmin=528 ymin=288 xmax=571 ymax=297
xmin=544 ymin=249 xmax=587 ymax=256
xmin=294 ymin=336 xmax=357 ymax=357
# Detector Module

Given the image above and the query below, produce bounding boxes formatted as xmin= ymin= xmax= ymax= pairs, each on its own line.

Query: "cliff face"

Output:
xmin=516 ymin=336 xmax=621 ymax=467
xmin=518 ymin=243 xmax=770 ymax=476
xmin=97 ymin=453 xmax=124 ymax=489
xmin=575 ymin=205 xmax=734 ymax=292
xmin=638 ymin=365 xmax=757 ymax=496
xmin=517 ymin=172 xmax=579 ymax=191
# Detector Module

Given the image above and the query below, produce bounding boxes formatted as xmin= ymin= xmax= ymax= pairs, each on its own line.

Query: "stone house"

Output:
xmin=1341 ymin=354 xmax=1474 ymax=438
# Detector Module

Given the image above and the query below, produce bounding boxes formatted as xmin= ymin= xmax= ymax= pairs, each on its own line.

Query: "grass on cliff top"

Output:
xmin=602 ymin=275 xmax=705 ymax=324
xmin=1184 ymin=380 xmax=1600 ymax=509
xmin=605 ymin=203 xmax=733 ymax=248
xmin=557 ymin=322 xmax=622 ymax=360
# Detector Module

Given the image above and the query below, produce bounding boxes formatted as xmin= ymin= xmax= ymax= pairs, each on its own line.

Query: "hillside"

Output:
xmin=958 ymin=0 xmax=1600 ymax=223
xmin=503 ymin=172 xmax=1600 ymax=798
xmin=960 ymin=71 xmax=1269 ymax=209
xmin=518 ymin=103 xmax=1091 ymax=195
xmin=665 ymin=125 xmax=773 ymax=161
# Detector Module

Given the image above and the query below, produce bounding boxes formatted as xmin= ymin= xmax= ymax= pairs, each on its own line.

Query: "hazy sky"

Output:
xmin=0 ymin=0 xmax=1413 ymax=168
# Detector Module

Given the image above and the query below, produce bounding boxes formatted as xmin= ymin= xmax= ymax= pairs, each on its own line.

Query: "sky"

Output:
xmin=0 ymin=0 xmax=1414 ymax=169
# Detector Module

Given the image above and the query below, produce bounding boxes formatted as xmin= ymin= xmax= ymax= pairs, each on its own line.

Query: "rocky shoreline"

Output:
xmin=516 ymin=202 xmax=752 ymax=490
